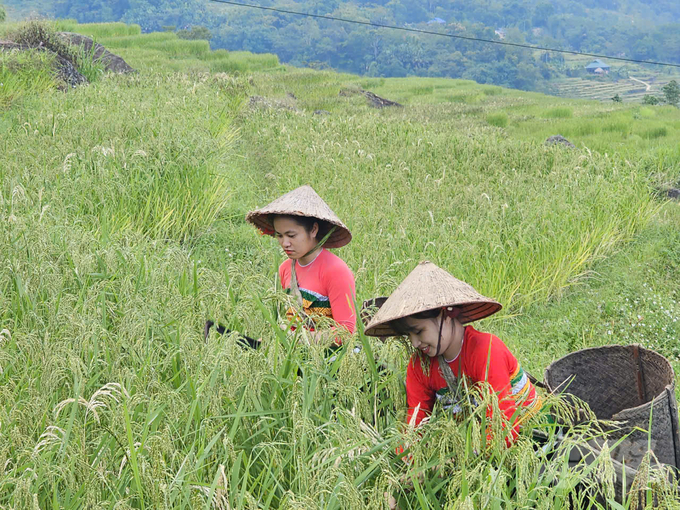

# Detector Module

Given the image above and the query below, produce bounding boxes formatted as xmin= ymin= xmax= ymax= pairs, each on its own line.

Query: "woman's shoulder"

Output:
xmin=408 ymin=353 xmax=436 ymax=374
xmin=278 ymin=258 xmax=292 ymax=278
xmin=463 ymin=326 xmax=514 ymax=363
xmin=319 ymin=249 xmax=353 ymax=273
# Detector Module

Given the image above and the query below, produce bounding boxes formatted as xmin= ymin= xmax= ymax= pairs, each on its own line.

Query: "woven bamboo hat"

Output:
xmin=364 ymin=261 xmax=502 ymax=337
xmin=246 ymin=185 xmax=352 ymax=249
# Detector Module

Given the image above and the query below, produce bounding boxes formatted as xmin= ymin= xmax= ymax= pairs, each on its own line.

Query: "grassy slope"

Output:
xmin=1 ymin=21 xmax=680 ymax=508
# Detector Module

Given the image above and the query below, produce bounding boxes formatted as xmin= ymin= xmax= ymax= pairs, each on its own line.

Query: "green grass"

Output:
xmin=543 ymin=107 xmax=573 ymax=119
xmin=486 ymin=112 xmax=508 ymax=127
xmin=1 ymin=19 xmax=680 ymax=509
xmin=55 ymin=19 xmax=143 ymax=38
xmin=0 ymin=48 xmax=58 ymax=108
xmin=645 ymin=126 xmax=668 ymax=139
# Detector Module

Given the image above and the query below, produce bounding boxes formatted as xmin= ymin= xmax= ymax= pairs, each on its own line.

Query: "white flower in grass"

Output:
xmin=33 ymin=426 xmax=66 ymax=455
xmin=54 ymin=382 xmax=129 ymax=423
xmin=62 ymin=153 xmax=77 ymax=173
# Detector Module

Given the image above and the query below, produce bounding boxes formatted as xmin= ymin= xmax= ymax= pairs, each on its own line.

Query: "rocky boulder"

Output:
xmin=0 ymin=41 xmax=87 ymax=88
xmin=56 ymin=32 xmax=135 ymax=74
xmin=545 ymin=135 xmax=576 ymax=149
xmin=339 ymin=87 xmax=403 ymax=108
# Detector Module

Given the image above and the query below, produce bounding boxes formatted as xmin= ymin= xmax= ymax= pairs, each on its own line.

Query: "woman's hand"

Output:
xmin=385 ymin=492 xmax=399 ymax=510
xmin=309 ymin=330 xmax=327 ymax=344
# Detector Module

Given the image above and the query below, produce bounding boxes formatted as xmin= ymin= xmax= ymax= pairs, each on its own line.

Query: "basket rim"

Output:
xmin=544 ymin=343 xmax=675 ymax=394
xmin=611 ymin=382 xmax=675 ymax=418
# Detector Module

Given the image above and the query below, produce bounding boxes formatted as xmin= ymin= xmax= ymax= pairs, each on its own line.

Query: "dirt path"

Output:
xmin=630 ymin=76 xmax=651 ymax=91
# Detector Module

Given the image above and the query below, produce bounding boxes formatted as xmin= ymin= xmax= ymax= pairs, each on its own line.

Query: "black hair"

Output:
xmin=389 ymin=308 xmax=442 ymax=335
xmin=391 ymin=307 xmax=462 ymax=358
xmin=269 ymin=214 xmax=331 ymax=241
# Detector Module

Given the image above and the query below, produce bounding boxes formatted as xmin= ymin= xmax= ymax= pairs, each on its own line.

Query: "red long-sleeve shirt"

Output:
xmin=405 ymin=326 xmax=540 ymax=443
xmin=279 ymin=249 xmax=356 ymax=336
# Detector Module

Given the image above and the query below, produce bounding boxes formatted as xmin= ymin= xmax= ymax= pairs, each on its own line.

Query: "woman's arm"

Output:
xmin=324 ymin=262 xmax=357 ymax=334
xmin=470 ymin=335 xmax=522 ymax=445
xmin=405 ymin=358 xmax=436 ymax=428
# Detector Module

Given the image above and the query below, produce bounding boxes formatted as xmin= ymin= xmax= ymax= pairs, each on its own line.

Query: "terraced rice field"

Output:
xmin=550 ymin=76 xmax=678 ymax=102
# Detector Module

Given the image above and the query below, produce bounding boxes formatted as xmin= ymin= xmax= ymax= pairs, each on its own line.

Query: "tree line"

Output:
xmin=4 ymin=0 xmax=680 ymax=91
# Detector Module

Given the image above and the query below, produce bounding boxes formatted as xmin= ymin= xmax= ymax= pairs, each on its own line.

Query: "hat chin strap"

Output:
xmin=434 ymin=307 xmax=461 ymax=357
xmin=434 ymin=310 xmax=445 ymax=357
xmin=436 ymin=309 xmax=460 ymax=397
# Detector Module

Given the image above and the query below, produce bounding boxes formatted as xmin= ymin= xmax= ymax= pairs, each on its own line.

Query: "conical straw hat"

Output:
xmin=364 ymin=261 xmax=502 ymax=337
xmin=246 ymin=185 xmax=352 ymax=249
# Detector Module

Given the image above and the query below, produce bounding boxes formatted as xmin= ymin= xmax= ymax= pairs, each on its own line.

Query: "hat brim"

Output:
xmin=362 ymin=261 xmax=502 ymax=339
xmin=246 ymin=211 xmax=352 ymax=249
xmin=245 ymin=185 xmax=352 ymax=249
xmin=364 ymin=300 xmax=501 ymax=338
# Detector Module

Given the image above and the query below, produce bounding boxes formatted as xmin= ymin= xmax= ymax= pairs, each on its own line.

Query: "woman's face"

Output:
xmin=403 ymin=315 xmax=462 ymax=359
xmin=272 ymin=216 xmax=319 ymax=260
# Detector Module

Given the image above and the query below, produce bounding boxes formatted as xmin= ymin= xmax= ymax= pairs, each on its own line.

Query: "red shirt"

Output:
xmin=279 ymin=249 xmax=356 ymax=335
xmin=405 ymin=326 xmax=540 ymax=442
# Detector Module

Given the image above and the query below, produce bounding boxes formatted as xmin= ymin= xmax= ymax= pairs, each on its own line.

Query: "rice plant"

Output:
xmin=486 ymin=112 xmax=508 ymax=127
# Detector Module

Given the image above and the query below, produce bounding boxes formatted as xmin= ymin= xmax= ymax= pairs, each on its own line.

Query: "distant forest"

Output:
xmin=4 ymin=0 xmax=680 ymax=91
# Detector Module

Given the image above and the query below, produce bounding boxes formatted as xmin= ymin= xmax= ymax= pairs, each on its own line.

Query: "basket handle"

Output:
xmin=526 ymin=370 xmax=546 ymax=390
xmin=631 ymin=344 xmax=647 ymax=405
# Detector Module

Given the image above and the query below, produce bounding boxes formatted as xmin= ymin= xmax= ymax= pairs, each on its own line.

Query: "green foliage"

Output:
xmin=662 ymin=80 xmax=680 ymax=106
xmin=611 ymin=93 xmax=622 ymax=103
xmin=486 ymin=111 xmax=508 ymax=127
xmin=176 ymin=25 xmax=211 ymax=41
xmin=644 ymin=126 xmax=668 ymax=139
xmin=642 ymin=94 xmax=660 ymax=105
xmin=54 ymin=19 xmax=143 ymax=37
xmin=53 ymin=0 xmax=131 ymax=23
xmin=4 ymin=0 xmax=680 ymax=95
xmin=602 ymin=120 xmax=631 ymax=136
xmin=71 ymin=48 xmax=104 ymax=82
xmin=2 ymin=20 xmax=107 ymax=85
xmin=85 ymin=28 xmax=280 ymax=74
xmin=0 ymin=3 xmax=6 ymax=23
xmin=543 ymin=107 xmax=572 ymax=119
xmin=0 ymin=48 xmax=57 ymax=108
xmin=11 ymin=20 xmax=77 ymax=62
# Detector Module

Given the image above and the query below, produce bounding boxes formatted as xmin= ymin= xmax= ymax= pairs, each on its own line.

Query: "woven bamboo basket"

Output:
xmin=545 ymin=344 xmax=680 ymax=501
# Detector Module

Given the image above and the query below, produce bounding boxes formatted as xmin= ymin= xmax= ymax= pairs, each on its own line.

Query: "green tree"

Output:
xmin=662 ymin=80 xmax=680 ymax=106
xmin=642 ymin=95 xmax=660 ymax=105
xmin=0 ymin=3 xmax=5 ymax=22
xmin=176 ymin=26 xmax=212 ymax=40
xmin=122 ymin=0 xmax=210 ymax=33
xmin=532 ymin=2 xmax=555 ymax=27
xmin=611 ymin=94 xmax=622 ymax=103
xmin=54 ymin=0 xmax=129 ymax=22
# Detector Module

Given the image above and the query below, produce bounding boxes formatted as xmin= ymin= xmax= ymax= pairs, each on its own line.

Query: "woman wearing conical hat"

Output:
xmin=247 ymin=185 xmax=356 ymax=341
xmin=364 ymin=261 xmax=541 ymax=444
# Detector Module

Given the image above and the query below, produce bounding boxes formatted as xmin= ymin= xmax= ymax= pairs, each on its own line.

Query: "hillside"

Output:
xmin=1 ymin=20 xmax=680 ymax=508
xmin=3 ymin=0 xmax=680 ymax=100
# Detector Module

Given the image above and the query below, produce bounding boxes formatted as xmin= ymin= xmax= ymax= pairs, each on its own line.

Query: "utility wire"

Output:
xmin=209 ymin=0 xmax=680 ymax=69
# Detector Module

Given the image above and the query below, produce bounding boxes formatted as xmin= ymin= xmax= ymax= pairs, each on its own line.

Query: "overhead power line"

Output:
xmin=209 ymin=0 xmax=680 ymax=69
